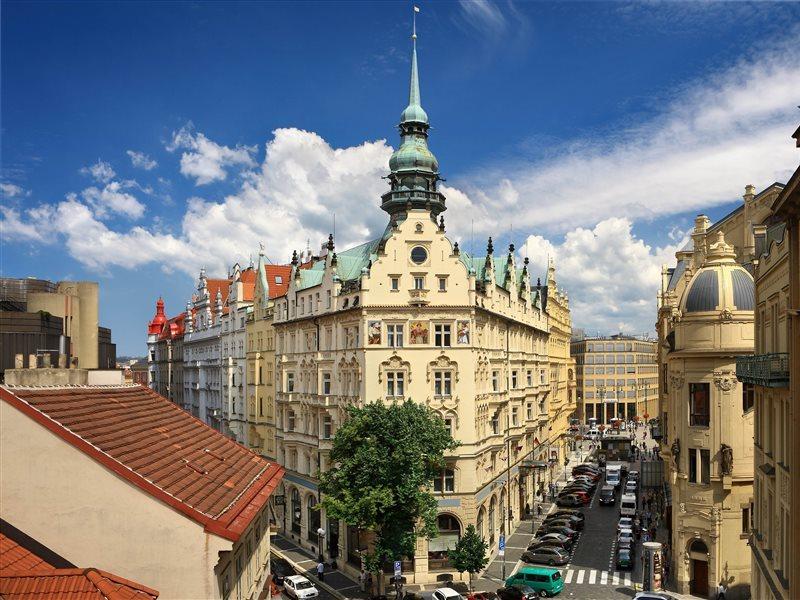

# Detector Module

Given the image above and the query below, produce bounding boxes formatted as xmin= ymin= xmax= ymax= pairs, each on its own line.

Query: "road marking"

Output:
xmin=588 ymin=570 xmax=597 ymax=584
xmin=624 ymin=573 xmax=632 ymax=586
xmin=612 ymin=572 xmax=620 ymax=585
xmin=576 ymin=570 xmax=585 ymax=584
xmin=296 ymin=559 xmax=316 ymax=565
xmin=505 ymin=546 xmax=527 ymax=550
xmin=600 ymin=571 xmax=608 ymax=585
xmin=564 ymin=569 xmax=574 ymax=584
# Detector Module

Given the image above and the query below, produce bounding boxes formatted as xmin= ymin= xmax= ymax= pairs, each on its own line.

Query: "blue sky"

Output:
xmin=2 ymin=1 xmax=799 ymax=355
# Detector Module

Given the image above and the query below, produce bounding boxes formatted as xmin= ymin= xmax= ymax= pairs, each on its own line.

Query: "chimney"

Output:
xmin=42 ymin=354 xmax=51 ymax=368
xmin=14 ymin=354 xmax=24 ymax=369
xmin=28 ymin=354 xmax=37 ymax=369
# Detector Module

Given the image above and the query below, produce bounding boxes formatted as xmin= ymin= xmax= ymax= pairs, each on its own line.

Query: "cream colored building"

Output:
xmin=245 ymin=253 xmax=291 ymax=459
xmin=0 ymin=376 xmax=283 ymax=600
xmin=657 ymin=183 xmax=783 ymax=599
xmin=741 ymin=143 xmax=799 ymax=600
xmin=572 ymin=334 xmax=658 ymax=425
xmin=272 ymin=35 xmax=571 ymax=585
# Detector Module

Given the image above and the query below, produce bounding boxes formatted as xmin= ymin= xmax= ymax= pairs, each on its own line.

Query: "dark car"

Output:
xmin=550 ymin=508 xmax=585 ymax=521
xmin=599 ymin=485 xmax=616 ymax=506
xmin=628 ymin=470 xmax=640 ymax=482
xmin=544 ymin=514 xmax=583 ymax=530
xmin=521 ymin=546 xmax=570 ymax=566
xmin=528 ymin=536 xmax=572 ymax=553
xmin=270 ymin=557 xmax=295 ymax=586
xmin=616 ymin=548 xmax=634 ymax=570
xmin=496 ymin=585 xmax=538 ymax=600
xmin=556 ymin=494 xmax=583 ymax=507
xmin=572 ymin=466 xmax=600 ymax=477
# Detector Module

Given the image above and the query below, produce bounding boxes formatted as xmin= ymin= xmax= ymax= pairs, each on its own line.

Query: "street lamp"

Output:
xmin=317 ymin=528 xmax=326 ymax=562
xmin=597 ymin=384 xmax=607 ymax=425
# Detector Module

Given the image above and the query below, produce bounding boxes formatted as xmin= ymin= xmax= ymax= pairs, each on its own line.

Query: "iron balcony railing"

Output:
xmin=736 ymin=353 xmax=789 ymax=388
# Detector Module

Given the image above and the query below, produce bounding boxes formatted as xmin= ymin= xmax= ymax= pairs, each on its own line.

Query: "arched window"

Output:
xmin=307 ymin=495 xmax=321 ymax=542
xmin=428 ymin=514 xmax=461 ymax=571
xmin=476 ymin=507 xmax=486 ymax=541
xmin=291 ymin=488 xmax=301 ymax=534
xmin=488 ymin=497 xmax=497 ymax=545
xmin=690 ymin=539 xmax=708 ymax=555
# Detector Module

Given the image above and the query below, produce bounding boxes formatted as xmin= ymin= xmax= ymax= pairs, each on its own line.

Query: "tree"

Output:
xmin=319 ymin=399 xmax=458 ymax=586
xmin=448 ymin=525 xmax=489 ymax=591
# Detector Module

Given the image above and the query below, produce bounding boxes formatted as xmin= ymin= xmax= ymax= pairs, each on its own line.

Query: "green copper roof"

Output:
xmin=400 ymin=42 xmax=428 ymax=125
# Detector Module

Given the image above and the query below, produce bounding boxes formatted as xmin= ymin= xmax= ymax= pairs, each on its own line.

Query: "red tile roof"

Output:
xmin=0 ymin=532 xmax=158 ymax=599
xmin=265 ymin=265 xmax=292 ymax=299
xmin=0 ymin=385 xmax=284 ymax=542
xmin=0 ymin=568 xmax=158 ymax=600
xmin=157 ymin=312 xmax=186 ymax=341
xmin=0 ymin=534 xmax=52 ymax=572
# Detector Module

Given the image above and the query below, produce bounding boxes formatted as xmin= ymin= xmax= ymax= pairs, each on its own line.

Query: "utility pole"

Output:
xmin=501 ymin=324 xmax=511 ymax=581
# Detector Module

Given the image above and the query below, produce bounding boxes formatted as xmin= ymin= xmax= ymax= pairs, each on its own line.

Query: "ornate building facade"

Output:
xmin=245 ymin=253 xmax=291 ymax=459
xmin=657 ymin=183 xmax=783 ymax=599
xmin=146 ymin=298 xmax=185 ymax=407
xmin=183 ymin=269 xmax=229 ymax=431
xmin=739 ymin=133 xmax=799 ymax=600
xmin=272 ymin=34 xmax=571 ymax=585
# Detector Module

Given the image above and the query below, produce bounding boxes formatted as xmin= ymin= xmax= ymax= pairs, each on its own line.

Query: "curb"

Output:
xmin=272 ymin=547 xmax=348 ymax=600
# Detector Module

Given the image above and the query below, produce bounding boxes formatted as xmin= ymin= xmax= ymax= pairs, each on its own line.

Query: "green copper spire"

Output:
xmin=381 ymin=6 xmax=445 ymax=221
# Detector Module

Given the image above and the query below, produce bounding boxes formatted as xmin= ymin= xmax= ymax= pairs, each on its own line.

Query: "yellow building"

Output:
xmin=657 ymin=183 xmax=783 ymax=599
xmin=740 ymin=137 xmax=799 ymax=600
xmin=245 ymin=253 xmax=291 ymax=459
xmin=271 ymin=33 xmax=571 ymax=585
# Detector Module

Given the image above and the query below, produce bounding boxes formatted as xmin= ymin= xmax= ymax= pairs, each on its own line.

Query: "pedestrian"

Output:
xmin=537 ymin=504 xmax=542 ymax=518
xmin=525 ymin=502 xmax=531 ymax=519
xmin=317 ymin=561 xmax=325 ymax=582
xmin=716 ymin=582 xmax=727 ymax=600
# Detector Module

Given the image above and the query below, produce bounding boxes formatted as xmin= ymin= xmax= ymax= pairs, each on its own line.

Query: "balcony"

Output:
xmin=736 ymin=353 xmax=789 ymax=388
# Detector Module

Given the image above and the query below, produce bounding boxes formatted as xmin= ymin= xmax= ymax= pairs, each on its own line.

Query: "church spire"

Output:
xmin=381 ymin=6 xmax=445 ymax=222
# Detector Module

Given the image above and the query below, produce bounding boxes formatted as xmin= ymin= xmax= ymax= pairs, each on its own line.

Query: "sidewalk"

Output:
xmin=272 ymin=533 xmax=369 ymax=600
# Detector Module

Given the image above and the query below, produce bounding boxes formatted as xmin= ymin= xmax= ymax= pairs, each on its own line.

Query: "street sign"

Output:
xmin=498 ymin=535 xmax=505 ymax=556
xmin=394 ymin=560 xmax=402 ymax=577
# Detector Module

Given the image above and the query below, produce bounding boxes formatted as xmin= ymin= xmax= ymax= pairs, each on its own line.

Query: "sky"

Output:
xmin=2 ymin=1 xmax=799 ymax=356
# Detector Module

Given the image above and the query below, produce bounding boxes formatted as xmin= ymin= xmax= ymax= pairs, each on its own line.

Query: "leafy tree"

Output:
xmin=448 ymin=525 xmax=489 ymax=591
xmin=319 ymin=399 xmax=458 ymax=585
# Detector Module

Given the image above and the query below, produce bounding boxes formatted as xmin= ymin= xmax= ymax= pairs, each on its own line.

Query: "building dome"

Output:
xmin=388 ymin=138 xmax=439 ymax=173
xmin=680 ymin=231 xmax=754 ymax=315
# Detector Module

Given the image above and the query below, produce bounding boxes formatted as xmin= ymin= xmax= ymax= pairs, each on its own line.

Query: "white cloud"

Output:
xmin=0 ymin=182 xmax=27 ymax=198
xmin=522 ymin=218 xmax=685 ymax=335
xmin=4 ymin=127 xmax=392 ymax=278
xmin=78 ymin=181 xmax=146 ymax=220
xmin=80 ymin=159 xmax=116 ymax=184
xmin=167 ymin=124 xmax=257 ymax=186
xmin=127 ymin=150 xmax=158 ymax=170
xmin=445 ymin=34 xmax=800 ymax=237
xmin=457 ymin=0 xmax=507 ymax=35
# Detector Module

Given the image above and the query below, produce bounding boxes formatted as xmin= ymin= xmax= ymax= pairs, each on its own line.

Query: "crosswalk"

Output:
xmin=562 ymin=569 xmax=633 ymax=587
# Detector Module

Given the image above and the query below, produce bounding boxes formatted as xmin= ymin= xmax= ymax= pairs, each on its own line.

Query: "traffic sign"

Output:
xmin=498 ymin=535 xmax=505 ymax=556
xmin=394 ymin=560 xmax=402 ymax=577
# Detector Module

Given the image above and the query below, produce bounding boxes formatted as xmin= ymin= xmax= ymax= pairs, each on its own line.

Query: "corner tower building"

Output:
xmin=273 ymin=29 xmax=574 ymax=585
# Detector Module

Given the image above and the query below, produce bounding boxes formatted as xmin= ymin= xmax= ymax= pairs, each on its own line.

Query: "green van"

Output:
xmin=505 ymin=566 xmax=564 ymax=597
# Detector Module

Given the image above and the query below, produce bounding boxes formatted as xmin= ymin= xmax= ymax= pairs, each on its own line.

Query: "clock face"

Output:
xmin=411 ymin=246 xmax=428 ymax=265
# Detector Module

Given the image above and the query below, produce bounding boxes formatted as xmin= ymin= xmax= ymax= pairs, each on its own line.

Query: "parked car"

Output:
xmin=573 ymin=464 xmax=600 ymax=475
xmin=617 ymin=517 xmax=634 ymax=532
xmin=550 ymin=508 xmax=585 ymax=521
xmin=528 ymin=538 xmax=571 ymax=553
xmin=617 ymin=530 xmax=635 ymax=550
xmin=433 ymin=588 xmax=466 ymax=600
xmin=539 ymin=525 xmax=577 ymax=540
xmin=632 ymin=594 xmax=679 ymax=600
xmin=616 ymin=548 xmax=634 ymax=570
xmin=624 ymin=480 xmax=638 ymax=495
xmin=270 ymin=557 xmax=295 ymax=586
xmin=521 ymin=546 xmax=570 ymax=566
xmin=565 ymin=481 xmax=594 ymax=491
xmin=556 ymin=494 xmax=584 ymax=507
xmin=599 ymin=485 xmax=616 ymax=506
xmin=283 ymin=576 xmax=319 ymax=599
xmin=530 ymin=532 xmax=572 ymax=549
xmin=467 ymin=592 xmax=497 ymax=600
xmin=628 ymin=470 xmax=640 ymax=482
xmin=544 ymin=514 xmax=584 ymax=530
xmin=572 ymin=474 xmax=599 ymax=485
xmin=496 ymin=585 xmax=538 ymax=600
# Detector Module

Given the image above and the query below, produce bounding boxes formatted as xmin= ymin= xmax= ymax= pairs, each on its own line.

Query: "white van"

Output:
xmin=620 ymin=493 xmax=637 ymax=517
xmin=606 ymin=464 xmax=622 ymax=488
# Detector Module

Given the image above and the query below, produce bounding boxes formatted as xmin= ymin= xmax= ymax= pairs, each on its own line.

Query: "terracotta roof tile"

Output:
xmin=0 ymin=534 xmax=53 ymax=572
xmin=0 ymin=568 xmax=159 ymax=600
xmin=265 ymin=265 xmax=292 ymax=299
xmin=0 ymin=385 xmax=284 ymax=542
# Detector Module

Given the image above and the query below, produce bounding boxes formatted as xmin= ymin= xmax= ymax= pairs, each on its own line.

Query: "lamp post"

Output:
xmin=597 ymin=384 xmax=607 ymax=425
xmin=317 ymin=528 xmax=326 ymax=562
xmin=638 ymin=380 xmax=651 ymax=423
